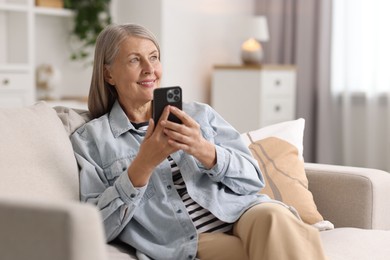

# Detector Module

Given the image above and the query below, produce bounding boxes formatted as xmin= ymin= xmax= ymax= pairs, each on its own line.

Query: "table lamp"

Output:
xmin=241 ymin=16 xmax=269 ymax=65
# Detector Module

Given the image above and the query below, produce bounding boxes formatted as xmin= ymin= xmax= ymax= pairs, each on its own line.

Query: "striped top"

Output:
xmin=168 ymin=156 xmax=232 ymax=234
xmin=133 ymin=121 xmax=232 ymax=234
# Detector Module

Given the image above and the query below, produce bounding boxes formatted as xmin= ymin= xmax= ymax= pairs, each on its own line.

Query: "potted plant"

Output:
xmin=65 ymin=0 xmax=112 ymax=62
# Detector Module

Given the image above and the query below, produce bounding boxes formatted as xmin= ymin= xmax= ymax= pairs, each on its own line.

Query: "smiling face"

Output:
xmin=104 ymin=36 xmax=162 ymax=119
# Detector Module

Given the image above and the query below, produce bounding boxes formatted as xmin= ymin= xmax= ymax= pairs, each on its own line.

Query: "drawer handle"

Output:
xmin=274 ymin=105 xmax=281 ymax=112
xmin=274 ymin=80 xmax=281 ymax=86
xmin=2 ymin=78 xmax=10 ymax=86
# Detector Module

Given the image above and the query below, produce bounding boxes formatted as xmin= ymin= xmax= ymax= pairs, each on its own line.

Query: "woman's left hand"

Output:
xmin=160 ymin=106 xmax=216 ymax=169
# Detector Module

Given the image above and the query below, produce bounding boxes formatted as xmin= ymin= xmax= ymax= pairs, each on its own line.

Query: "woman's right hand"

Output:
xmin=127 ymin=106 xmax=178 ymax=187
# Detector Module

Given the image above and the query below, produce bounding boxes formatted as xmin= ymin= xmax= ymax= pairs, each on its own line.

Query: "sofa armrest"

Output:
xmin=305 ymin=163 xmax=390 ymax=230
xmin=0 ymin=198 xmax=108 ymax=260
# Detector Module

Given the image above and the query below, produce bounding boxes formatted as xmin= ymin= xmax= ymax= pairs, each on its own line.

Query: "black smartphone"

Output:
xmin=152 ymin=86 xmax=182 ymax=124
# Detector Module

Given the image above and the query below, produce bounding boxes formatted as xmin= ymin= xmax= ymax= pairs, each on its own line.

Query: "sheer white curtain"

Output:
xmin=329 ymin=0 xmax=390 ymax=170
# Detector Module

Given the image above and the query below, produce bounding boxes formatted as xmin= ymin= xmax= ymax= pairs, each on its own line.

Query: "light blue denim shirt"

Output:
xmin=70 ymin=100 xmax=271 ymax=260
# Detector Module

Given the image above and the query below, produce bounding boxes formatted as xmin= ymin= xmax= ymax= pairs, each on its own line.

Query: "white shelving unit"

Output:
xmin=1 ymin=0 xmax=31 ymax=107
xmin=211 ymin=64 xmax=297 ymax=133
xmin=0 ymin=0 xmax=81 ymax=108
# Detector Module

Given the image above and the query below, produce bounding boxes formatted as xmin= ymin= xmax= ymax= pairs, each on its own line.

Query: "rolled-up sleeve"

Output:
xmin=71 ymin=127 xmax=146 ymax=242
xmin=196 ymin=104 xmax=265 ymax=195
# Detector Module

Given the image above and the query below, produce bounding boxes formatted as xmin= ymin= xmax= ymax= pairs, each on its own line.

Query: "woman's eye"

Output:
xmin=150 ymin=55 xmax=159 ymax=62
xmin=130 ymin=57 xmax=139 ymax=63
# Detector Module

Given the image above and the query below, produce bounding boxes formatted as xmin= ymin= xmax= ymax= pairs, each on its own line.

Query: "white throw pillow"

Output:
xmin=0 ymin=102 xmax=79 ymax=201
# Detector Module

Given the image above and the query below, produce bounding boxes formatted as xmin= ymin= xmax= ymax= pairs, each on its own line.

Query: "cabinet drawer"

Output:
xmin=261 ymin=71 xmax=295 ymax=96
xmin=0 ymin=72 xmax=30 ymax=90
xmin=261 ymin=98 xmax=294 ymax=122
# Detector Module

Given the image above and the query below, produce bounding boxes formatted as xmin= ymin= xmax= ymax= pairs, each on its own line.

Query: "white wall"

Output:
xmin=113 ymin=0 xmax=255 ymax=104
xmin=112 ymin=0 xmax=163 ymax=40
xmin=35 ymin=15 xmax=92 ymax=98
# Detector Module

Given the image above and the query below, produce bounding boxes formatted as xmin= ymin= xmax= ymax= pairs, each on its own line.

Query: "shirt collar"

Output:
xmin=108 ymin=100 xmax=137 ymax=138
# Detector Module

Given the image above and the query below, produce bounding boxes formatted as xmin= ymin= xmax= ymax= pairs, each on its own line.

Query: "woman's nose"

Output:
xmin=142 ymin=60 xmax=154 ymax=74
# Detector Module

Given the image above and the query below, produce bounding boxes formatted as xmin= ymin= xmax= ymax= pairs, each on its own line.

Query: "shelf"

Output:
xmin=0 ymin=64 xmax=30 ymax=72
xmin=214 ymin=64 xmax=297 ymax=71
xmin=0 ymin=4 xmax=73 ymax=17
xmin=34 ymin=6 xmax=73 ymax=17
xmin=43 ymin=98 xmax=88 ymax=110
xmin=0 ymin=3 xmax=28 ymax=12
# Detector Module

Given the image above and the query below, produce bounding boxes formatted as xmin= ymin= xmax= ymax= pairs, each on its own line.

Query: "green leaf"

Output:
xmin=69 ymin=0 xmax=112 ymax=63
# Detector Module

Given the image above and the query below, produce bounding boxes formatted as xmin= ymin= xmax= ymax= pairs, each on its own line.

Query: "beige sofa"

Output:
xmin=1 ymin=102 xmax=390 ymax=260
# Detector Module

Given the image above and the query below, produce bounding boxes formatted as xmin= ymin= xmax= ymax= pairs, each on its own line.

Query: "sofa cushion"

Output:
xmin=0 ymin=102 xmax=79 ymax=201
xmin=54 ymin=106 xmax=91 ymax=136
xmin=107 ymin=242 xmax=137 ymax=260
xmin=241 ymin=119 xmax=326 ymax=226
xmin=320 ymin=228 xmax=390 ymax=260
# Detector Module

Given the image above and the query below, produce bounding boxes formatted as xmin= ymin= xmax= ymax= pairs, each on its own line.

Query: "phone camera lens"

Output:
xmin=168 ymin=93 xmax=174 ymax=99
xmin=174 ymin=89 xmax=180 ymax=95
xmin=174 ymin=96 xmax=180 ymax=102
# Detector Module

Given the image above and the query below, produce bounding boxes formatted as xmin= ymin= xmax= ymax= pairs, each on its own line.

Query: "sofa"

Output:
xmin=1 ymin=101 xmax=390 ymax=260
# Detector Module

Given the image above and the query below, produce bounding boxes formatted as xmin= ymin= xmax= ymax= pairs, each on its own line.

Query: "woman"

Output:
xmin=71 ymin=23 xmax=326 ymax=260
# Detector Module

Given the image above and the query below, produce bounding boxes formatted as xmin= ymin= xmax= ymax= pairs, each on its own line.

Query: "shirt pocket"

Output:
xmin=105 ymin=157 xmax=133 ymax=185
xmin=104 ymin=156 xmax=156 ymax=204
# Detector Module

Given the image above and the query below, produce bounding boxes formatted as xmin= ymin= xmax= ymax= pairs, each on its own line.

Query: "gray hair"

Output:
xmin=88 ymin=23 xmax=160 ymax=119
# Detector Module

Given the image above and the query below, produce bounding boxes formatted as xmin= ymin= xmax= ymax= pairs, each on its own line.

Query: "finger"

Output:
xmin=144 ymin=118 xmax=155 ymax=138
xmin=168 ymin=106 xmax=195 ymax=126
xmin=164 ymin=127 xmax=188 ymax=144
xmin=156 ymin=106 xmax=171 ymax=130
xmin=160 ymin=105 xmax=170 ymax=122
xmin=167 ymin=138 xmax=190 ymax=151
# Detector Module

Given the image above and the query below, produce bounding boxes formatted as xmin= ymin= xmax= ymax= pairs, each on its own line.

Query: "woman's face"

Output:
xmin=104 ymin=36 xmax=162 ymax=109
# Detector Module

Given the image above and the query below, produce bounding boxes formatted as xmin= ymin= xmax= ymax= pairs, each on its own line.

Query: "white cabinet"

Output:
xmin=0 ymin=0 xmax=79 ymax=108
xmin=0 ymin=69 xmax=32 ymax=107
xmin=211 ymin=65 xmax=297 ymax=133
xmin=0 ymin=0 xmax=32 ymax=107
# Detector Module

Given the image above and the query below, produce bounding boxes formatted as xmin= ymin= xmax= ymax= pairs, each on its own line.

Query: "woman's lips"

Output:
xmin=137 ymin=79 xmax=155 ymax=87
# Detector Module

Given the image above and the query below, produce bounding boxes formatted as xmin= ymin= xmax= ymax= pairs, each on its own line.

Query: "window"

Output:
xmin=331 ymin=0 xmax=390 ymax=95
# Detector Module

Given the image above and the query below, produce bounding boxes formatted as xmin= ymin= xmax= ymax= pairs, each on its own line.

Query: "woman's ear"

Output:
xmin=103 ymin=65 xmax=115 ymax=85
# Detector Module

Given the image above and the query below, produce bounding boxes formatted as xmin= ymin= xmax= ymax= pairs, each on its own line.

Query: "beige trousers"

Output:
xmin=197 ymin=203 xmax=327 ymax=260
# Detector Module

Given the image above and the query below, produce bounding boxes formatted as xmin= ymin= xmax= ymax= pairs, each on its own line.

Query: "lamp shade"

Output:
xmin=251 ymin=16 xmax=269 ymax=42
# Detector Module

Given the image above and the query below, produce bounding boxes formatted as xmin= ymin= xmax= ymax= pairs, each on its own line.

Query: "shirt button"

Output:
xmin=190 ymin=235 xmax=195 ymax=240
xmin=188 ymin=255 xmax=193 ymax=259
xmin=130 ymin=193 xmax=136 ymax=198
xmin=167 ymin=185 xmax=172 ymax=190
xmin=177 ymin=209 xmax=182 ymax=214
